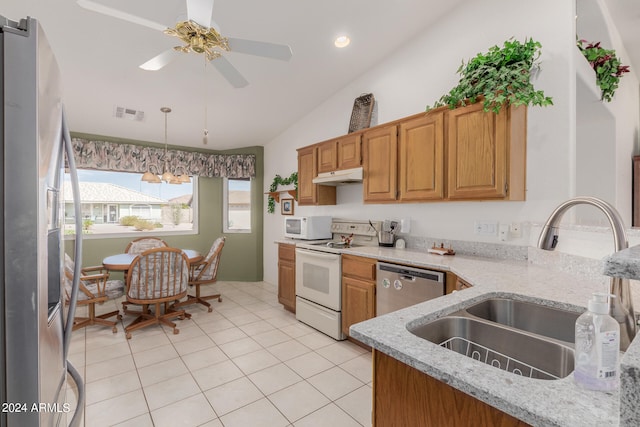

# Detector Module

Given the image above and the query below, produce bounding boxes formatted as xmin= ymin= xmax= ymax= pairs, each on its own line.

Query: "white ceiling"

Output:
xmin=2 ymin=1 xmax=640 ymax=151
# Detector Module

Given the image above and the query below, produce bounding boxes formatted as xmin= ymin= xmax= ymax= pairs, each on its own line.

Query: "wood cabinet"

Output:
xmin=341 ymin=255 xmax=377 ymax=337
xmin=297 ymin=146 xmax=336 ymax=206
xmin=398 ymin=111 xmax=444 ymax=201
xmin=298 ymin=102 xmax=526 ymax=205
xmin=277 ymin=243 xmax=296 ymax=312
xmin=446 ymin=103 xmax=526 ymax=201
xmin=362 ymin=125 xmax=398 ymax=203
xmin=373 ymin=350 xmax=530 ymax=427
xmin=317 ymin=134 xmax=362 ymax=174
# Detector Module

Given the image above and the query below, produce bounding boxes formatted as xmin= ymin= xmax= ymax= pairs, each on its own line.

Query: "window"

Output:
xmin=64 ymin=170 xmax=197 ymax=237
xmin=223 ymin=178 xmax=251 ymax=233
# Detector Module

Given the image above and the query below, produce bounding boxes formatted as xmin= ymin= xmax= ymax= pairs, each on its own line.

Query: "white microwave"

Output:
xmin=284 ymin=216 xmax=332 ymax=240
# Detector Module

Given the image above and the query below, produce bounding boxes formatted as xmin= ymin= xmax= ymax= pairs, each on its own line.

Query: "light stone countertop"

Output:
xmin=343 ymin=246 xmax=632 ymax=427
xmin=604 ymin=244 xmax=640 ymax=281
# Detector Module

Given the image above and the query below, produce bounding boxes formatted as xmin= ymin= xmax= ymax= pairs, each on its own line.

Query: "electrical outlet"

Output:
xmin=499 ymin=224 xmax=509 ymax=241
xmin=474 ymin=220 xmax=498 ymax=236
xmin=510 ymin=222 xmax=522 ymax=238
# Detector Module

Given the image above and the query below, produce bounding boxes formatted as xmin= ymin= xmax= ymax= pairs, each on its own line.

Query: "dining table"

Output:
xmin=102 ymin=249 xmax=203 ymax=271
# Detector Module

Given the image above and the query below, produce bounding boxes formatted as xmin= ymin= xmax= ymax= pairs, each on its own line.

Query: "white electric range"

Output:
xmin=294 ymin=219 xmax=381 ymax=340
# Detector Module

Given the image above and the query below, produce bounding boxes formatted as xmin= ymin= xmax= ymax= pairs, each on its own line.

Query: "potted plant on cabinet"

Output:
xmin=427 ymin=37 xmax=553 ymax=113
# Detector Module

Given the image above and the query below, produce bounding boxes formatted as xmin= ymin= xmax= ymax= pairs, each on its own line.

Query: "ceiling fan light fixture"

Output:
xmin=334 ymin=35 xmax=351 ymax=48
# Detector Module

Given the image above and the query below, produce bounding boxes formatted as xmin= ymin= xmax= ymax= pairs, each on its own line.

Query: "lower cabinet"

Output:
xmin=277 ymin=243 xmax=296 ymax=312
xmin=342 ymin=255 xmax=377 ymax=337
xmin=373 ymin=350 xmax=531 ymax=427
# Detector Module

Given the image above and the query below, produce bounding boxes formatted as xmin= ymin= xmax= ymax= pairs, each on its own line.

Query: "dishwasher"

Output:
xmin=376 ymin=262 xmax=445 ymax=315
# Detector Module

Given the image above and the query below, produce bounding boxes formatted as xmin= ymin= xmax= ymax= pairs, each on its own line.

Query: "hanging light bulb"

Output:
xmin=160 ymin=107 xmax=177 ymax=184
xmin=202 ymin=56 xmax=209 ymax=145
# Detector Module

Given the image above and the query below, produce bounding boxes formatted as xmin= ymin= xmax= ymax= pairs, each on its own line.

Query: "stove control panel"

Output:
xmin=330 ymin=221 xmax=380 ymax=237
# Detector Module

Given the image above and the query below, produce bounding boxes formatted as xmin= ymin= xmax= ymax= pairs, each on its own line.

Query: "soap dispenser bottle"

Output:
xmin=574 ymin=293 xmax=620 ymax=391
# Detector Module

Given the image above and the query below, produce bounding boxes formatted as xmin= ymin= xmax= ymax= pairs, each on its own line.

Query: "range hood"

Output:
xmin=312 ymin=167 xmax=363 ymax=185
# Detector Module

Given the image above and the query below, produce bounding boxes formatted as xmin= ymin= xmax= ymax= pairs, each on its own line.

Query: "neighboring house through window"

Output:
xmin=223 ymin=178 xmax=251 ymax=233
xmin=64 ymin=170 xmax=197 ymax=237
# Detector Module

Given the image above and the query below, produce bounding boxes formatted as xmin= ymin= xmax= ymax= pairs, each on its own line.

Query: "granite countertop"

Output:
xmin=344 ymin=246 xmax=636 ymax=427
xmin=604 ymin=244 xmax=640 ymax=280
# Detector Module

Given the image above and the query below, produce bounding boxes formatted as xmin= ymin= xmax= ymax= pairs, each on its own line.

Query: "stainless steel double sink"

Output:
xmin=408 ymin=297 xmax=583 ymax=380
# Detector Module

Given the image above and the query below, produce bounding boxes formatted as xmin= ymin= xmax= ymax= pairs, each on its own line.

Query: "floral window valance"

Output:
xmin=69 ymin=137 xmax=256 ymax=179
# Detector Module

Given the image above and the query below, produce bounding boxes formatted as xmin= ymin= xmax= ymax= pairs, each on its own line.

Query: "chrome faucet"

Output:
xmin=538 ymin=196 xmax=636 ymax=351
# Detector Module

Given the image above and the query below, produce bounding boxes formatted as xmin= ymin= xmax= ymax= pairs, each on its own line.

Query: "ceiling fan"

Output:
xmin=77 ymin=0 xmax=293 ymax=88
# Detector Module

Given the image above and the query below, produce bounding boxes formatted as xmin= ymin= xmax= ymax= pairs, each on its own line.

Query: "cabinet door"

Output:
xmin=399 ymin=112 xmax=444 ymax=201
xmin=277 ymin=244 xmax=296 ymax=312
xmin=278 ymin=260 xmax=296 ymax=312
xmin=297 ymin=146 xmax=317 ymax=205
xmin=447 ymin=102 xmax=508 ymax=199
xmin=317 ymin=140 xmax=338 ymax=174
xmin=342 ymin=276 xmax=376 ymax=337
xmin=363 ymin=125 xmax=398 ymax=203
xmin=297 ymin=146 xmax=336 ymax=206
xmin=337 ymin=134 xmax=362 ymax=170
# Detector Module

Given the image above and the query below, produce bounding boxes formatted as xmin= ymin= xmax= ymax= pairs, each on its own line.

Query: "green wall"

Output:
xmin=65 ymin=135 xmax=264 ymax=282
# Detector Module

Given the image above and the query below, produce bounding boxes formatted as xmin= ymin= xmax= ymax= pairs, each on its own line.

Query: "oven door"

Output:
xmin=295 ymin=248 xmax=342 ymax=311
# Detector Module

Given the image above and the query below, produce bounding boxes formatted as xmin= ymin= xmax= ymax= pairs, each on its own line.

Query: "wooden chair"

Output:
xmin=173 ymin=237 xmax=226 ymax=313
xmin=63 ymin=253 xmax=124 ymax=333
xmin=124 ymin=237 xmax=168 ymax=255
xmin=123 ymin=247 xmax=190 ymax=338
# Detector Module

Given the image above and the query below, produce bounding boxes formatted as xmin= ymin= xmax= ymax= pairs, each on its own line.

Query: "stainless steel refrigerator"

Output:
xmin=1 ymin=16 xmax=84 ymax=426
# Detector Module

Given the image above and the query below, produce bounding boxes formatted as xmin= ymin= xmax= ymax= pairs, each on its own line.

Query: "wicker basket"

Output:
xmin=348 ymin=93 xmax=375 ymax=133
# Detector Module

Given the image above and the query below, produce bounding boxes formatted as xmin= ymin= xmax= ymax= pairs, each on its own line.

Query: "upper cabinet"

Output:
xmin=362 ymin=125 xmax=398 ymax=202
xmin=399 ymin=112 xmax=445 ymax=202
xmin=297 ymin=145 xmax=336 ymax=206
xmin=297 ymin=102 xmax=526 ymax=205
xmin=317 ymin=134 xmax=362 ymax=174
xmin=446 ymin=102 xmax=526 ymax=201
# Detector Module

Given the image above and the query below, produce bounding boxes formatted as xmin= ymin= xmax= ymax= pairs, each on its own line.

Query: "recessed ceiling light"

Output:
xmin=334 ymin=35 xmax=351 ymax=48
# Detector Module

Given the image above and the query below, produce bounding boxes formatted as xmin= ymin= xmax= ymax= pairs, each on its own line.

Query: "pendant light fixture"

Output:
xmin=160 ymin=107 xmax=177 ymax=184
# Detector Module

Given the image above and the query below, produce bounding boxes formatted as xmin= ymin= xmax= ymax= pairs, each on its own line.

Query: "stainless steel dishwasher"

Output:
xmin=376 ymin=262 xmax=445 ymax=315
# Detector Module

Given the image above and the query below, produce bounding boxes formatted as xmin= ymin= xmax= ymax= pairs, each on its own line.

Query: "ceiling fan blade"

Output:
xmin=187 ymin=0 xmax=215 ymax=28
xmin=227 ymin=38 xmax=293 ymax=61
xmin=76 ymin=0 xmax=167 ymax=32
xmin=210 ymin=56 xmax=249 ymax=88
xmin=139 ymin=49 xmax=183 ymax=71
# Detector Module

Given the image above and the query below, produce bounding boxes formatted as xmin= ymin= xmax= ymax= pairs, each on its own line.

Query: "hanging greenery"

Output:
xmin=427 ymin=38 xmax=553 ymax=113
xmin=267 ymin=172 xmax=298 ymax=213
xmin=577 ymin=39 xmax=630 ymax=102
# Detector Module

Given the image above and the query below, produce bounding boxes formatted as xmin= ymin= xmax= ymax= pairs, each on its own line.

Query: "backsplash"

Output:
xmin=399 ymin=234 xmax=528 ymax=261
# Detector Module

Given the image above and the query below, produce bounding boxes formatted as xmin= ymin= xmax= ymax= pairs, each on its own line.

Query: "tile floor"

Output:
xmin=67 ymin=281 xmax=373 ymax=427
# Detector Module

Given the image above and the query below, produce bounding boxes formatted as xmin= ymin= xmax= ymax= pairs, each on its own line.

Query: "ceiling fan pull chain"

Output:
xmin=203 ymin=56 xmax=209 ymax=145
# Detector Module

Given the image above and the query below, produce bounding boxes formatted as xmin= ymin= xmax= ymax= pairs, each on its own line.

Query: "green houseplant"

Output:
xmin=577 ymin=39 xmax=630 ymax=102
xmin=267 ymin=172 xmax=297 ymax=214
xmin=427 ymin=38 xmax=553 ymax=113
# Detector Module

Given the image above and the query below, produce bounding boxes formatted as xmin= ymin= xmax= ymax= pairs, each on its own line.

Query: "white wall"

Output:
xmin=263 ymin=0 xmax=639 ymax=284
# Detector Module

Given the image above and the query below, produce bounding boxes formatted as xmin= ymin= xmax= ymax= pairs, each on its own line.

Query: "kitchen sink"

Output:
xmin=409 ymin=315 xmax=574 ymax=380
xmin=465 ymin=298 xmax=581 ymax=344
xmin=407 ymin=296 xmax=582 ymax=380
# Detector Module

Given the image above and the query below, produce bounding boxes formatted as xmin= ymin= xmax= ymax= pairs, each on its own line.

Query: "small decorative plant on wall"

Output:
xmin=577 ymin=39 xmax=630 ymax=102
xmin=427 ymin=37 xmax=553 ymax=113
xmin=267 ymin=172 xmax=297 ymax=214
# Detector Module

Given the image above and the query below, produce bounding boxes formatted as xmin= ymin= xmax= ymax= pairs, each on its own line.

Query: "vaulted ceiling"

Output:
xmin=2 ymin=1 xmax=640 ymax=150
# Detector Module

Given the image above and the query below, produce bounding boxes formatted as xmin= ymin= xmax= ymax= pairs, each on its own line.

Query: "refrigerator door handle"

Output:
xmin=61 ymin=107 xmax=85 ymax=427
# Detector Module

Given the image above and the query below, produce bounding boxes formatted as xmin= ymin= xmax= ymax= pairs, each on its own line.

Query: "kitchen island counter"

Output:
xmin=347 ymin=246 xmax=633 ymax=426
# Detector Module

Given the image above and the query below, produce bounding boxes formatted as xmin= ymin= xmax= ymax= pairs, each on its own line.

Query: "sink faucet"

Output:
xmin=538 ymin=196 xmax=636 ymax=351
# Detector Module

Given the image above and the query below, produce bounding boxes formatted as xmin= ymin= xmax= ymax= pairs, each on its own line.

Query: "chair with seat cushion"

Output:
xmin=172 ymin=237 xmax=225 ymax=313
xmin=123 ymin=247 xmax=190 ymax=338
xmin=63 ymin=253 xmax=124 ymax=333
xmin=124 ymin=237 xmax=168 ymax=255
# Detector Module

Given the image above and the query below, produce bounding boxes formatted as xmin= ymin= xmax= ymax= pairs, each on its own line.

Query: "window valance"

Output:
xmin=69 ymin=137 xmax=256 ymax=179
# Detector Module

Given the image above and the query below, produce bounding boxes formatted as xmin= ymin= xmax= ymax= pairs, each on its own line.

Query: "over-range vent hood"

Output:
xmin=312 ymin=167 xmax=363 ymax=185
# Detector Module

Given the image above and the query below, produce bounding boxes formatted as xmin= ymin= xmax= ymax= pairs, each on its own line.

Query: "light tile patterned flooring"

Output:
xmin=67 ymin=281 xmax=373 ymax=427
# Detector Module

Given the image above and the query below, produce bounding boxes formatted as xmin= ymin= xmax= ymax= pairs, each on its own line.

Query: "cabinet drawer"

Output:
xmin=278 ymin=243 xmax=296 ymax=262
xmin=342 ymin=254 xmax=376 ymax=281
